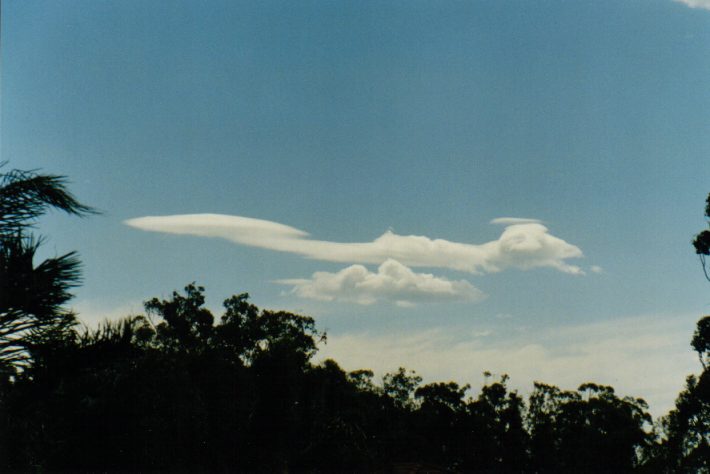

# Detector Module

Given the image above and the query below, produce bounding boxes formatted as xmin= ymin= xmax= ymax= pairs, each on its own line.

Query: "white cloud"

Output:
xmin=316 ymin=313 xmax=701 ymax=417
xmin=276 ymin=258 xmax=486 ymax=306
xmin=674 ymin=0 xmax=710 ymax=10
xmin=590 ymin=265 xmax=604 ymax=274
xmin=490 ymin=217 xmax=542 ymax=225
xmin=126 ymin=214 xmax=585 ymax=275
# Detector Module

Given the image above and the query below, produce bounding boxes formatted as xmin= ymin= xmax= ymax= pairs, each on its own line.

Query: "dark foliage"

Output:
xmin=0 ymin=166 xmax=95 ymax=237
xmin=0 ymin=167 xmax=94 ymax=374
xmin=650 ymin=192 xmax=710 ymax=473
xmin=0 ymin=284 xmax=661 ymax=473
xmin=693 ymin=193 xmax=710 ymax=281
xmin=2 ymin=179 xmax=709 ymax=472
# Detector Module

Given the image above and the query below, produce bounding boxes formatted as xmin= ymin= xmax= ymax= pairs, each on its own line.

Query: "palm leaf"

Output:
xmin=0 ymin=166 xmax=97 ymax=235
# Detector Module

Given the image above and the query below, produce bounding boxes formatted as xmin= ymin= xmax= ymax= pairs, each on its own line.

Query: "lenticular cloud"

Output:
xmin=125 ymin=213 xmax=585 ymax=275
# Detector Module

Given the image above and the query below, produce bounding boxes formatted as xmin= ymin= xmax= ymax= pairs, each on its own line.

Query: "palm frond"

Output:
xmin=77 ymin=315 xmax=153 ymax=350
xmin=0 ymin=167 xmax=97 ymax=235
xmin=0 ymin=234 xmax=82 ymax=319
xmin=0 ymin=235 xmax=82 ymax=369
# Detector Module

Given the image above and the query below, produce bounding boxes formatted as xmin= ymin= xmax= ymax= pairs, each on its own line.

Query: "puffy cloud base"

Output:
xmin=277 ymin=258 xmax=486 ymax=306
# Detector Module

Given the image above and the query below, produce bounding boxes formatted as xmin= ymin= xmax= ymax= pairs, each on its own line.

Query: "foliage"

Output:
xmin=649 ymin=193 xmax=710 ymax=473
xmin=0 ymin=167 xmax=93 ymax=374
xmin=2 ymin=177 xmax=710 ymax=472
xmin=0 ymin=166 xmax=94 ymax=236
xmin=1 ymin=283 xmax=703 ymax=472
xmin=692 ymin=315 xmax=710 ymax=370
xmin=653 ymin=316 xmax=710 ymax=473
xmin=693 ymin=192 xmax=710 ymax=281
xmin=383 ymin=367 xmax=422 ymax=410
xmin=527 ymin=382 xmax=652 ymax=472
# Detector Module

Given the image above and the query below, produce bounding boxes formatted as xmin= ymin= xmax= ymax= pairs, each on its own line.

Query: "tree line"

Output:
xmin=0 ymin=167 xmax=708 ymax=473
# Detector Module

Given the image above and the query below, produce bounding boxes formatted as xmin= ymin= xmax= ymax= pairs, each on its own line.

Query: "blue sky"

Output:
xmin=2 ymin=0 xmax=710 ymax=415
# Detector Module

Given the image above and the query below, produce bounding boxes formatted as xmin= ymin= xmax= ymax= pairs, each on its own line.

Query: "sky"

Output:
xmin=2 ymin=0 xmax=710 ymax=416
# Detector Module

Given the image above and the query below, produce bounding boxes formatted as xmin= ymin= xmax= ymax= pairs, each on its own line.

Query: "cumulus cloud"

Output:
xmin=125 ymin=214 xmax=585 ymax=275
xmin=674 ymin=0 xmax=710 ymax=10
xmin=316 ymin=313 xmax=700 ymax=417
xmin=276 ymin=258 xmax=486 ymax=306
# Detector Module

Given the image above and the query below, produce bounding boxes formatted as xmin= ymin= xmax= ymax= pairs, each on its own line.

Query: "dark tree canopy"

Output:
xmin=0 ymin=283 xmax=662 ymax=473
xmin=2 ymin=176 xmax=709 ymax=473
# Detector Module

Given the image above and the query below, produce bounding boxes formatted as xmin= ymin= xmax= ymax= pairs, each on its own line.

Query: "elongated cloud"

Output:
xmin=674 ymin=0 xmax=710 ymax=10
xmin=276 ymin=258 xmax=485 ymax=306
xmin=125 ymin=213 xmax=585 ymax=274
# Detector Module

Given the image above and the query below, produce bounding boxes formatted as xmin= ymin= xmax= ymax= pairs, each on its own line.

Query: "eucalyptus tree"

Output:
xmin=692 ymin=192 xmax=710 ymax=282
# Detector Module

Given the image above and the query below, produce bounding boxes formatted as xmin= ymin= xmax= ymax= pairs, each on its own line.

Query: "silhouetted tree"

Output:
xmin=528 ymin=382 xmax=652 ymax=472
xmin=653 ymin=316 xmax=710 ymax=473
xmin=145 ymin=283 xmax=214 ymax=353
xmin=0 ymin=167 xmax=93 ymax=469
xmin=653 ymin=191 xmax=710 ymax=472
xmin=692 ymin=192 xmax=710 ymax=282
xmin=0 ymin=167 xmax=93 ymax=373
xmin=462 ymin=374 xmax=528 ymax=472
xmin=12 ymin=171 xmax=709 ymax=473
xmin=692 ymin=316 xmax=710 ymax=370
xmin=414 ymin=381 xmax=470 ymax=470
xmin=383 ymin=367 xmax=422 ymax=410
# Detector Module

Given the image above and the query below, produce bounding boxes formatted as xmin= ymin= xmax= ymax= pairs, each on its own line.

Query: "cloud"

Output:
xmin=674 ymin=0 xmax=710 ymax=10
xmin=276 ymin=258 xmax=486 ymax=306
xmin=590 ymin=265 xmax=604 ymax=274
xmin=490 ymin=217 xmax=542 ymax=225
xmin=126 ymin=214 xmax=585 ymax=275
xmin=316 ymin=313 xmax=700 ymax=417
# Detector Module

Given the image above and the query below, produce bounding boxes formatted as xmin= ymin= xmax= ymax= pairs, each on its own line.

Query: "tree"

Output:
xmin=647 ymin=192 xmax=710 ymax=473
xmin=692 ymin=315 xmax=710 ymax=370
xmin=527 ymin=382 xmax=652 ymax=472
xmin=145 ymin=283 xmax=214 ymax=353
xmin=414 ymin=381 xmax=470 ymax=469
xmin=654 ymin=318 xmax=710 ymax=473
xmin=464 ymin=374 xmax=528 ymax=472
xmin=383 ymin=367 xmax=422 ymax=410
xmin=692 ymin=192 xmax=710 ymax=282
xmin=0 ymin=167 xmax=94 ymax=374
xmin=527 ymin=382 xmax=577 ymax=471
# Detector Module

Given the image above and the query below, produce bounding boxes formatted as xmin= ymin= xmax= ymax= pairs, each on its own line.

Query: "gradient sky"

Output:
xmin=3 ymin=0 xmax=710 ymax=416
